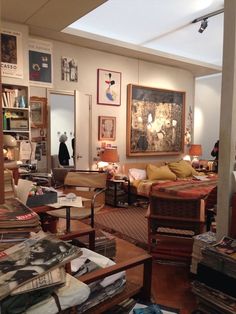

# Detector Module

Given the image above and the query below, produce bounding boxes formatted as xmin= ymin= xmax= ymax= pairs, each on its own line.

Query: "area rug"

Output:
xmin=94 ymin=206 xmax=148 ymax=249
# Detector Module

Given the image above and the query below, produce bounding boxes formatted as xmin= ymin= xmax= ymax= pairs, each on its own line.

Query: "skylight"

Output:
xmin=63 ymin=0 xmax=224 ymax=66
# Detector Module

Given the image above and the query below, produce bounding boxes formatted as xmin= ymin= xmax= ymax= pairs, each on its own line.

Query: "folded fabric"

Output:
xmin=26 ymin=273 xmax=90 ymax=314
xmin=133 ymin=304 xmax=163 ymax=314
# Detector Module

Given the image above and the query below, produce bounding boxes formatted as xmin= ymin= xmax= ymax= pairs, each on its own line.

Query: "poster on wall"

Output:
xmin=29 ymin=38 xmax=53 ymax=87
xmin=1 ymin=29 xmax=23 ymax=78
xmin=61 ymin=56 xmax=78 ymax=82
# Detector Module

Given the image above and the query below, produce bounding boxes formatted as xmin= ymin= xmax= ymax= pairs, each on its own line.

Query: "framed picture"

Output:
xmin=127 ymin=84 xmax=185 ymax=156
xmin=30 ymin=97 xmax=47 ymax=128
xmin=97 ymin=69 xmax=121 ymax=106
xmin=98 ymin=116 xmax=116 ymax=141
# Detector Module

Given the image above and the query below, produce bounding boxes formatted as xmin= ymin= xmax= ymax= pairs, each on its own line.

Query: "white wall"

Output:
xmin=194 ymin=74 xmax=222 ymax=160
xmin=2 ymin=21 xmax=196 ymax=167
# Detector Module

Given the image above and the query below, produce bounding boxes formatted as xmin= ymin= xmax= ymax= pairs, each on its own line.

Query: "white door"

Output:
xmin=74 ymin=91 xmax=92 ymax=170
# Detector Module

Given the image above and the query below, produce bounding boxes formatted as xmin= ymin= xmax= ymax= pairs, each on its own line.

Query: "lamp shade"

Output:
xmin=189 ymin=144 xmax=202 ymax=156
xmin=100 ymin=148 xmax=119 ymax=162
xmin=3 ymin=135 xmax=17 ymax=148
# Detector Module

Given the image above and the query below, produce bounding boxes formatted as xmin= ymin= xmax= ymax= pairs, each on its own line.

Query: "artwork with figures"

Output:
xmin=127 ymin=84 xmax=185 ymax=156
xmin=61 ymin=56 xmax=78 ymax=82
xmin=98 ymin=116 xmax=116 ymax=141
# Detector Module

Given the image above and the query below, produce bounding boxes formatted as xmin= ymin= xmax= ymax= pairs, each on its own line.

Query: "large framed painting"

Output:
xmin=97 ymin=69 xmax=121 ymax=106
xmin=127 ymin=84 xmax=185 ymax=157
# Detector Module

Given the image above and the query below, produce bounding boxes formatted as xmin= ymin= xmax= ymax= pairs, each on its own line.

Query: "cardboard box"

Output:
xmin=26 ymin=190 xmax=57 ymax=208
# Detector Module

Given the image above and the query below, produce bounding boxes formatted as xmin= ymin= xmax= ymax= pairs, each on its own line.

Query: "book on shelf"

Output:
xmin=0 ymin=231 xmax=82 ymax=300
xmin=2 ymin=88 xmax=20 ymax=108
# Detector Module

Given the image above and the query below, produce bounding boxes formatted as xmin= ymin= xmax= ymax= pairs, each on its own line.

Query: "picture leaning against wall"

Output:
xmin=127 ymin=84 xmax=185 ymax=157
xmin=1 ymin=29 xmax=23 ymax=78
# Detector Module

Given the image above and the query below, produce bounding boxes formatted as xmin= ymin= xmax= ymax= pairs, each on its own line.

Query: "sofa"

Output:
xmin=121 ymin=159 xmax=206 ymax=198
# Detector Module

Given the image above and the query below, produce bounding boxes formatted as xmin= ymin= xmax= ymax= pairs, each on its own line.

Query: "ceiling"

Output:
xmin=1 ymin=0 xmax=224 ymax=77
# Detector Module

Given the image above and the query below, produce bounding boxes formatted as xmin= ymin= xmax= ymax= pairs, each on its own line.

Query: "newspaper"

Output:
xmin=11 ymin=267 xmax=66 ymax=295
xmin=0 ymin=231 xmax=81 ymax=300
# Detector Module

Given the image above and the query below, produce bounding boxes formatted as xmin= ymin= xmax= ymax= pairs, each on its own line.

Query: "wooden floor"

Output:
xmin=114 ymin=237 xmax=197 ymax=314
xmin=56 ymin=218 xmax=197 ymax=314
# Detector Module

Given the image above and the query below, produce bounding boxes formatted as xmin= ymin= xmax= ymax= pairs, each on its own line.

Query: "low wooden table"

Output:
xmin=32 ymin=205 xmax=95 ymax=251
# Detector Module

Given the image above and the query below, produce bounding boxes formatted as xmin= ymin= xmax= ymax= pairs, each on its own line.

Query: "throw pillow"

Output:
xmin=128 ymin=168 xmax=147 ymax=182
xmin=168 ymin=160 xmax=198 ymax=178
xmin=146 ymin=164 xmax=177 ymax=181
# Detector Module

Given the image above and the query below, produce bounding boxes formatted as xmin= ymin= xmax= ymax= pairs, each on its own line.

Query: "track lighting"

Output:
xmin=192 ymin=8 xmax=223 ymax=34
xmin=198 ymin=19 xmax=208 ymax=33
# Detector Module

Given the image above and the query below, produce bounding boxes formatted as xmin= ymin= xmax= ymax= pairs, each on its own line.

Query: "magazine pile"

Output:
xmin=192 ymin=236 xmax=236 ymax=313
xmin=0 ymin=198 xmax=42 ymax=251
xmin=0 ymin=231 xmax=82 ymax=301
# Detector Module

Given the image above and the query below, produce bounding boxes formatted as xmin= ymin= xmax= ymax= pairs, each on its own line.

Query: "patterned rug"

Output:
xmin=94 ymin=206 xmax=148 ymax=249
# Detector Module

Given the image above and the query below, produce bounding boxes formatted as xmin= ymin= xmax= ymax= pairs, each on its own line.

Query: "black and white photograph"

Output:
xmin=1 ymin=29 xmax=23 ymax=78
xmin=61 ymin=56 xmax=78 ymax=82
xmin=0 ymin=231 xmax=81 ymax=300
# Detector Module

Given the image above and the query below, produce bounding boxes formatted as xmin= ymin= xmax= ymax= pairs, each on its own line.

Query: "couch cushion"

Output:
xmin=128 ymin=168 xmax=147 ymax=182
xmin=147 ymin=164 xmax=177 ymax=181
xmin=168 ymin=160 xmax=198 ymax=178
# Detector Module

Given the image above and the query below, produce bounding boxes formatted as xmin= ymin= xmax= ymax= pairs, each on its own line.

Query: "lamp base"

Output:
xmin=191 ymin=157 xmax=200 ymax=169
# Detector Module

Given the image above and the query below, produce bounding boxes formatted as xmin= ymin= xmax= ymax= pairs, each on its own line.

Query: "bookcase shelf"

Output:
xmin=2 ymin=84 xmax=30 ymax=142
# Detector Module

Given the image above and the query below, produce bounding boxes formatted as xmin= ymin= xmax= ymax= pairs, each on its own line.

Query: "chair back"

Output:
xmin=64 ymin=171 xmax=107 ymax=189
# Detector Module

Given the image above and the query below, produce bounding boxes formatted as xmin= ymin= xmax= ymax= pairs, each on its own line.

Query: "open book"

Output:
xmin=0 ymin=231 xmax=81 ymax=300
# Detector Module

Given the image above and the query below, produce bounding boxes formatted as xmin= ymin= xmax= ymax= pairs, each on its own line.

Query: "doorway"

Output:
xmin=47 ymin=89 xmax=92 ymax=172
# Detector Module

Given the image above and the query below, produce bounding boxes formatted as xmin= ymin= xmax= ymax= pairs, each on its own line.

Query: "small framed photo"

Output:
xmin=30 ymin=96 xmax=47 ymax=128
xmin=97 ymin=69 xmax=121 ymax=106
xmin=98 ymin=116 xmax=116 ymax=141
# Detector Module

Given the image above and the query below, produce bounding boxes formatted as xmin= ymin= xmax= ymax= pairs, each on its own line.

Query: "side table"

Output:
xmin=105 ymin=178 xmax=131 ymax=207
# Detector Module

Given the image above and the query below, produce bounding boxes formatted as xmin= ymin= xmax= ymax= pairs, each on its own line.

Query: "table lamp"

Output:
xmin=189 ymin=144 xmax=202 ymax=168
xmin=99 ymin=148 xmax=119 ymax=178
xmin=3 ymin=135 xmax=17 ymax=160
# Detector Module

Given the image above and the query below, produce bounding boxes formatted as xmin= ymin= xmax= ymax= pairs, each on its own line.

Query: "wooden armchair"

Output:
xmin=48 ymin=170 xmax=107 ymax=228
xmin=146 ymin=195 xmax=205 ymax=261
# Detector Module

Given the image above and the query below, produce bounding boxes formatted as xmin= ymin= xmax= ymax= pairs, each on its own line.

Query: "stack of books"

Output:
xmin=192 ymin=236 xmax=236 ymax=313
xmin=93 ymin=230 xmax=116 ymax=258
xmin=78 ymin=230 xmax=116 ymax=259
xmin=0 ymin=198 xmax=42 ymax=251
xmin=190 ymin=231 xmax=216 ymax=274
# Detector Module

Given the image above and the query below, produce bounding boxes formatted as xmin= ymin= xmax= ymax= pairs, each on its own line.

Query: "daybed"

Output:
xmin=121 ymin=159 xmax=206 ymax=198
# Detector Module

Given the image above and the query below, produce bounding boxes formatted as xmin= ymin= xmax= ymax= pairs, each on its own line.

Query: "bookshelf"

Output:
xmin=2 ymin=84 xmax=30 ymax=142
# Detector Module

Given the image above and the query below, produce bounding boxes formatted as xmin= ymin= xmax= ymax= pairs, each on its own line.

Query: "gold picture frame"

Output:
xmin=127 ymin=84 xmax=185 ymax=156
xmin=30 ymin=96 xmax=47 ymax=128
xmin=98 ymin=116 xmax=116 ymax=141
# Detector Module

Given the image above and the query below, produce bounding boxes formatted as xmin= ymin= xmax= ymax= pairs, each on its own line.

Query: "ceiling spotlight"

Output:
xmin=198 ymin=19 xmax=208 ymax=33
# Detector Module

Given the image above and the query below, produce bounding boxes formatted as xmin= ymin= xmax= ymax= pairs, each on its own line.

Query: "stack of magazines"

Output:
xmin=190 ymin=231 xmax=216 ymax=274
xmin=192 ymin=236 xmax=236 ymax=313
xmin=0 ymin=198 xmax=42 ymax=251
xmin=0 ymin=231 xmax=82 ymax=304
